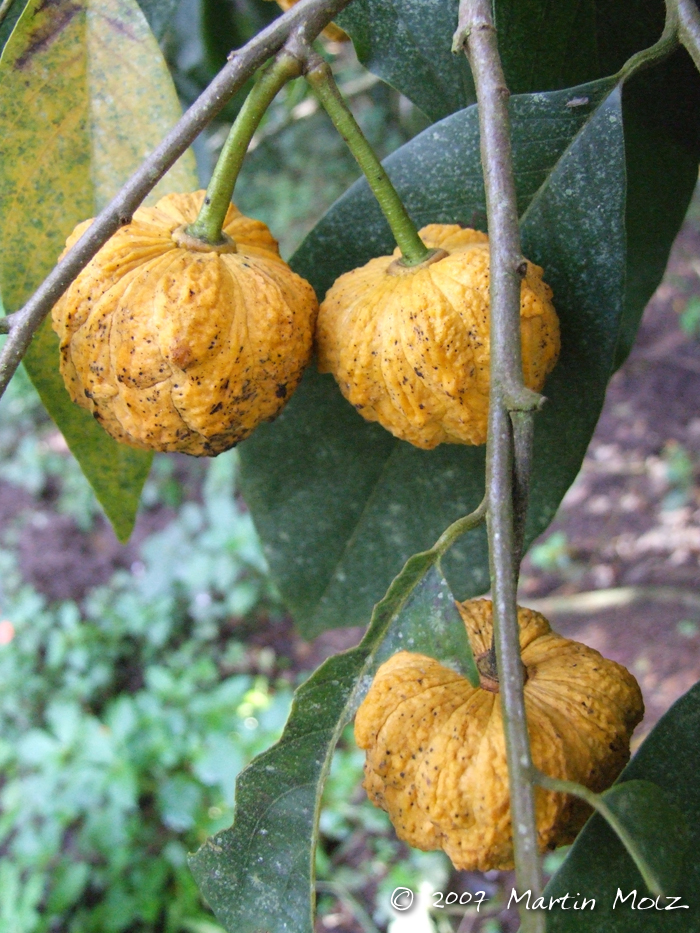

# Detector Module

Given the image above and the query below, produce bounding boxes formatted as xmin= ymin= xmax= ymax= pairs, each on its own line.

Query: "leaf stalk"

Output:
xmin=532 ymin=769 xmax=666 ymax=899
xmin=617 ymin=1 xmax=680 ymax=81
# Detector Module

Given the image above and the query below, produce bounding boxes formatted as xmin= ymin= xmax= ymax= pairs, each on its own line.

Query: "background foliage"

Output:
xmin=0 ymin=5 xmax=448 ymax=930
xmin=1 ymin=0 xmax=700 ymax=930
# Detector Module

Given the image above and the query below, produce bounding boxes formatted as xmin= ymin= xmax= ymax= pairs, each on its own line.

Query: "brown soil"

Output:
xmin=518 ymin=218 xmax=700 ymax=743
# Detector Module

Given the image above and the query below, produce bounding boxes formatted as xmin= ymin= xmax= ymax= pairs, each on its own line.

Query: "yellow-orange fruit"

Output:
xmin=268 ymin=0 xmax=348 ymax=41
xmin=354 ymin=599 xmax=643 ymax=871
xmin=316 ymin=225 xmax=560 ymax=449
xmin=52 ymin=191 xmax=318 ymax=456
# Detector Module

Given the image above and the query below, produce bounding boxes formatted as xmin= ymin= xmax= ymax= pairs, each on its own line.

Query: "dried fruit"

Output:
xmin=52 ymin=191 xmax=318 ymax=456
xmin=354 ymin=599 xmax=643 ymax=871
xmin=316 ymin=225 xmax=560 ymax=449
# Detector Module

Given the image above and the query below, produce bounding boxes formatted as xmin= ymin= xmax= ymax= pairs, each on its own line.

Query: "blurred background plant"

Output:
xmin=0 ymin=364 xmax=457 ymax=933
xmin=3 ymin=0 xmax=700 ymax=931
xmin=0 ymin=3 xmax=446 ymax=930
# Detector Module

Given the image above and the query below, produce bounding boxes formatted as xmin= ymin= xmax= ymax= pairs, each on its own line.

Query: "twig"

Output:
xmin=0 ymin=0 xmax=355 ymax=399
xmin=454 ymin=2 xmax=544 ymax=930
xmin=675 ymin=0 xmax=700 ymax=73
xmin=316 ymin=881 xmax=381 ymax=933
xmin=0 ymin=0 xmax=14 ymax=29
xmin=511 ymin=409 xmax=534 ymax=565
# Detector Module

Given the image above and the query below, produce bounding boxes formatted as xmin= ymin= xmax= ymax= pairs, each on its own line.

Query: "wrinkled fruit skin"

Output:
xmin=316 ymin=225 xmax=560 ymax=449
xmin=354 ymin=599 xmax=643 ymax=871
xmin=52 ymin=191 xmax=318 ymax=456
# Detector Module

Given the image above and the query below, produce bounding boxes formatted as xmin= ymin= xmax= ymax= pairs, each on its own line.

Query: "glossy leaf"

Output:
xmin=239 ymin=78 xmax=626 ymax=637
xmin=336 ymin=0 xmax=666 ymax=122
xmin=189 ymin=562 xmax=477 ymax=933
xmin=336 ymin=0 xmax=474 ymax=121
xmin=0 ymin=0 xmax=197 ymax=540
xmin=495 ymin=0 xmax=665 ymax=95
xmin=545 ymin=682 xmax=700 ymax=930
xmin=336 ymin=0 xmax=700 ymax=369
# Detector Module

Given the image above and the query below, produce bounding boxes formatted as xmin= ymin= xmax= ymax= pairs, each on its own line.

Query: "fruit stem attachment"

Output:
xmin=455 ymin=1 xmax=544 ymax=929
xmin=187 ymin=52 xmax=303 ymax=246
xmin=305 ymin=56 xmax=432 ymax=268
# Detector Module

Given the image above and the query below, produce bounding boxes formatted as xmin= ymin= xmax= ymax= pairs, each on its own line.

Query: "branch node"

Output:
xmin=503 ymin=384 xmax=545 ymax=413
xmin=451 ymin=27 xmax=470 ymax=54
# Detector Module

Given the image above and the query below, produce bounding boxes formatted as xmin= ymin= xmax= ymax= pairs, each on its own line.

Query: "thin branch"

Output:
xmin=511 ymin=409 xmax=534 ymax=566
xmin=0 ymin=0 xmax=355 ymax=399
xmin=677 ymin=0 xmax=700 ymax=72
xmin=454 ymin=2 xmax=544 ymax=930
xmin=0 ymin=0 xmax=14 ymax=29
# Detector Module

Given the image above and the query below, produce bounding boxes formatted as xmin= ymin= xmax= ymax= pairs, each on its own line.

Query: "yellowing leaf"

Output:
xmin=0 ymin=0 xmax=198 ymax=541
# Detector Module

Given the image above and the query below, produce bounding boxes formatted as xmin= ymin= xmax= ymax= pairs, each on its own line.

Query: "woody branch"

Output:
xmin=453 ymin=2 xmax=545 ymax=930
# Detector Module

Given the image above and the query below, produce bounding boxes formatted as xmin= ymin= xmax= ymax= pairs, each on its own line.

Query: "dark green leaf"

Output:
xmin=545 ymin=682 xmax=700 ymax=930
xmin=335 ymin=0 xmax=700 ymax=369
xmin=495 ymin=0 xmax=665 ymax=95
xmin=336 ymin=0 xmax=474 ymax=121
xmin=335 ymin=1 xmax=666 ymax=123
xmin=201 ymin=0 xmax=279 ymax=74
xmin=596 ymin=780 xmax=688 ymax=897
xmin=239 ymin=78 xmax=626 ymax=637
xmin=189 ymin=562 xmax=477 ymax=933
xmin=0 ymin=0 xmax=197 ymax=540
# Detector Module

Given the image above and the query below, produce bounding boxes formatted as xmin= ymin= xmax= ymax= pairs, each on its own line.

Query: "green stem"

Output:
xmin=617 ymin=2 xmax=680 ymax=81
xmin=306 ymin=57 xmax=431 ymax=267
xmin=434 ymin=497 xmax=488 ymax=557
xmin=187 ymin=52 xmax=302 ymax=245
xmin=533 ymin=770 xmax=665 ymax=898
